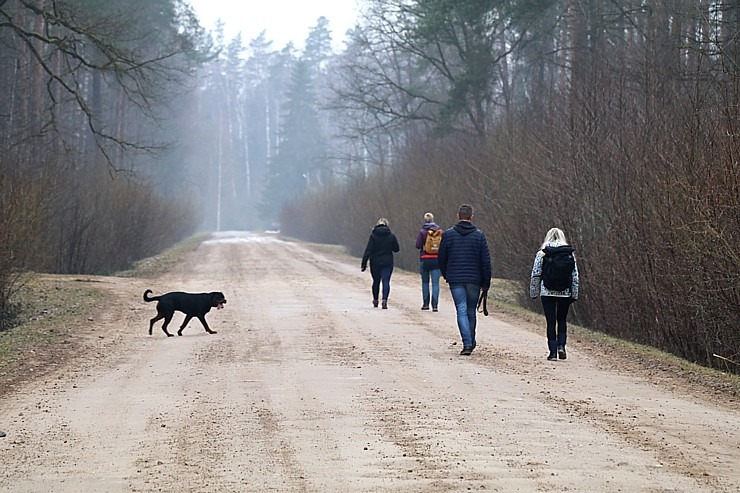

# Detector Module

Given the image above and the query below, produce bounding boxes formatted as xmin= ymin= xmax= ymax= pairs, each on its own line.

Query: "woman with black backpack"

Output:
xmin=529 ymin=227 xmax=580 ymax=361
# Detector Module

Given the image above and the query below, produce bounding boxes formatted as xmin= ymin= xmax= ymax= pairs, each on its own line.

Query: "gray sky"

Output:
xmin=187 ymin=0 xmax=360 ymax=50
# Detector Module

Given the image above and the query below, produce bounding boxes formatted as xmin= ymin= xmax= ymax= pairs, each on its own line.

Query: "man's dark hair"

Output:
xmin=458 ymin=204 xmax=474 ymax=220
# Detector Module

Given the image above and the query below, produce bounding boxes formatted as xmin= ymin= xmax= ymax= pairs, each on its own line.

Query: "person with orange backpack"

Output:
xmin=415 ymin=212 xmax=443 ymax=311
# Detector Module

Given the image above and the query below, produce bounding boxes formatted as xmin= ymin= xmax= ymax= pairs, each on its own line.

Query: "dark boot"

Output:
xmin=557 ymin=333 xmax=567 ymax=359
xmin=557 ymin=346 xmax=567 ymax=360
xmin=547 ymin=340 xmax=558 ymax=361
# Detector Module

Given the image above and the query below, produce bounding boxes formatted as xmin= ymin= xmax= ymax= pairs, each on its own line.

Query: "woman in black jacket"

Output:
xmin=361 ymin=218 xmax=400 ymax=309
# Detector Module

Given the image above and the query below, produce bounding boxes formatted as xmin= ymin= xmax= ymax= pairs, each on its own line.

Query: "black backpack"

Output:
xmin=541 ymin=245 xmax=575 ymax=291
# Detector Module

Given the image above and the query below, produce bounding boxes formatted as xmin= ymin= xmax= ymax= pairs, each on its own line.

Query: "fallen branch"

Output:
xmin=713 ymin=354 xmax=740 ymax=366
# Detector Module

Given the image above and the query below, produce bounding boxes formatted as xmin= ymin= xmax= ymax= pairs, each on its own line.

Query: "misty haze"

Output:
xmin=0 ymin=1 xmax=738 ymax=492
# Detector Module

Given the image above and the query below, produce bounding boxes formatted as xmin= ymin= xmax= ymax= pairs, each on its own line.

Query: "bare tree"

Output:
xmin=280 ymin=0 xmax=740 ymax=372
xmin=0 ymin=0 xmax=211 ymax=170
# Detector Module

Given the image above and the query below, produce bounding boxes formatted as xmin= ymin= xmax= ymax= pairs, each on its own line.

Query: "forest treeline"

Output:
xmin=0 ymin=1 xmax=737 ymax=371
xmin=0 ymin=0 xmax=209 ymax=326
xmin=280 ymin=0 xmax=740 ymax=372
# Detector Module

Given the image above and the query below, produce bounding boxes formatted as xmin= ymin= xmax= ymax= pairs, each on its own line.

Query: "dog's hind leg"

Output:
xmin=178 ymin=315 xmax=193 ymax=336
xmin=197 ymin=315 xmax=217 ymax=334
xmin=149 ymin=313 xmax=164 ymax=336
xmin=160 ymin=313 xmax=175 ymax=337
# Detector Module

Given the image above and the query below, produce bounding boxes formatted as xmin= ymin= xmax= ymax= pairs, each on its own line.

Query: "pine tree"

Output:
xmin=260 ymin=58 xmax=325 ymax=224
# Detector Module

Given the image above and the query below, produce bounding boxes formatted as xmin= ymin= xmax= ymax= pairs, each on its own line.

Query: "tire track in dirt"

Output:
xmin=278 ymin=237 xmax=739 ymax=491
xmin=126 ymin=238 xmax=313 ymax=492
xmin=223 ymin=235 xmax=738 ymax=492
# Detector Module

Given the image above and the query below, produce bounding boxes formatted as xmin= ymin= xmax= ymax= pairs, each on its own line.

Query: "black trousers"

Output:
xmin=541 ymin=296 xmax=572 ymax=345
xmin=370 ymin=263 xmax=393 ymax=301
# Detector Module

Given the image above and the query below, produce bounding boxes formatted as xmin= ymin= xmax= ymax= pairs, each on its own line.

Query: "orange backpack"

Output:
xmin=424 ymin=228 xmax=442 ymax=254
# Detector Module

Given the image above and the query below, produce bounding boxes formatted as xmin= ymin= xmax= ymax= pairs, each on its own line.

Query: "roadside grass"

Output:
xmin=0 ymin=233 xmax=209 ymax=379
xmin=0 ymin=278 xmax=102 ymax=373
xmin=485 ymin=286 xmax=740 ymax=401
xmin=117 ymin=233 xmax=210 ymax=278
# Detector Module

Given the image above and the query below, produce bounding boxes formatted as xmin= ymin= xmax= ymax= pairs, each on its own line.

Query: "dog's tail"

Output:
xmin=143 ymin=289 xmax=159 ymax=302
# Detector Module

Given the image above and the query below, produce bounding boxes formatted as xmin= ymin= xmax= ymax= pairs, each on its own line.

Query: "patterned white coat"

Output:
xmin=529 ymin=241 xmax=579 ymax=299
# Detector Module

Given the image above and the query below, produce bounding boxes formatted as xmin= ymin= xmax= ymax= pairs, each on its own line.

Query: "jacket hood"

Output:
xmin=542 ymin=241 xmax=573 ymax=251
xmin=541 ymin=243 xmax=574 ymax=257
xmin=423 ymin=221 xmax=440 ymax=230
xmin=373 ymin=224 xmax=392 ymax=236
xmin=453 ymin=221 xmax=477 ymax=235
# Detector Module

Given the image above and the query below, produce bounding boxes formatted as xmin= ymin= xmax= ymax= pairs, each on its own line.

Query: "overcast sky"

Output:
xmin=187 ymin=0 xmax=360 ymax=50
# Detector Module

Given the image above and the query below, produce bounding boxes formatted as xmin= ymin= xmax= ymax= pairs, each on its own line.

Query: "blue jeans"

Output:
xmin=370 ymin=264 xmax=393 ymax=301
xmin=449 ymin=283 xmax=480 ymax=348
xmin=419 ymin=259 xmax=441 ymax=308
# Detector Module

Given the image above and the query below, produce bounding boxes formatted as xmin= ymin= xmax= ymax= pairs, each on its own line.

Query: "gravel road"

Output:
xmin=0 ymin=232 xmax=737 ymax=492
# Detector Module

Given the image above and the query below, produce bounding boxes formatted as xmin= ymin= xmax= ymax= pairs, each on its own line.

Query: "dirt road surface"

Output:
xmin=0 ymin=232 xmax=738 ymax=492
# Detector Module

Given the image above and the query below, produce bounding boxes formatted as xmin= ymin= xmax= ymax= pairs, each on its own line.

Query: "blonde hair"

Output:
xmin=376 ymin=217 xmax=389 ymax=226
xmin=541 ymin=227 xmax=568 ymax=249
xmin=423 ymin=212 xmax=434 ymax=222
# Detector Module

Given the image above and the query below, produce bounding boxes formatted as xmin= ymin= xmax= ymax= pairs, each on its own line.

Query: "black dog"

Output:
xmin=143 ymin=289 xmax=226 ymax=337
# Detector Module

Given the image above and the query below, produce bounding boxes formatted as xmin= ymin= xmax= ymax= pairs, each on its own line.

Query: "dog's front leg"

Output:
xmin=178 ymin=315 xmax=193 ymax=336
xmin=197 ymin=315 xmax=217 ymax=334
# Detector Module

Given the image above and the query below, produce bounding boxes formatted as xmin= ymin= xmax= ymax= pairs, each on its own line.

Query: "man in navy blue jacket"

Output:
xmin=437 ymin=204 xmax=492 ymax=355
